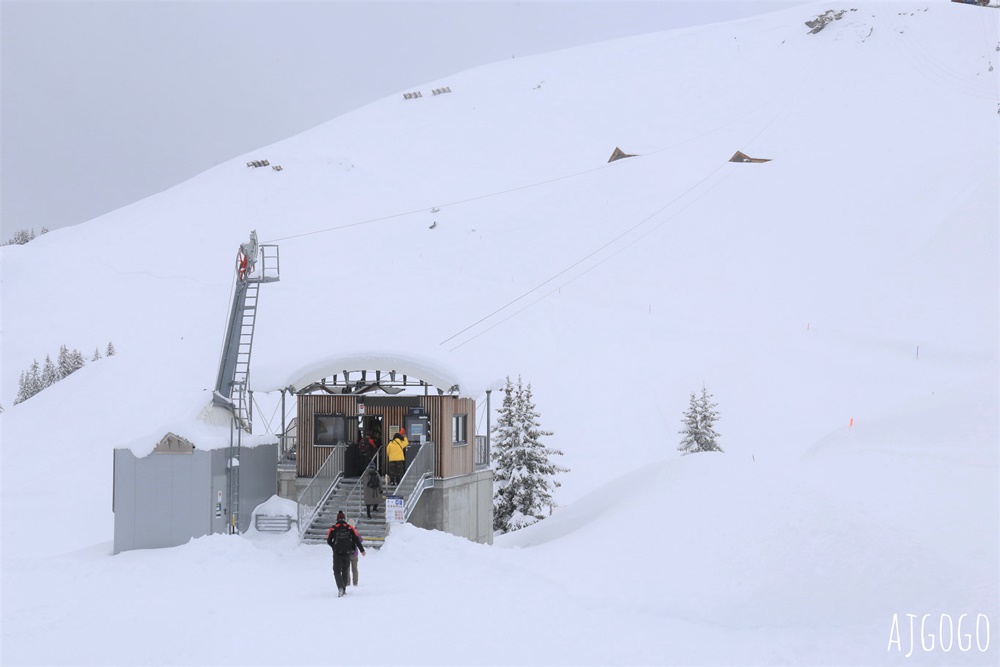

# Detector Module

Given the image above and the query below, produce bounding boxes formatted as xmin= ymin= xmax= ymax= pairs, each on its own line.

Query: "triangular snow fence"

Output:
xmin=729 ymin=151 xmax=771 ymax=163
xmin=608 ymin=147 xmax=637 ymax=163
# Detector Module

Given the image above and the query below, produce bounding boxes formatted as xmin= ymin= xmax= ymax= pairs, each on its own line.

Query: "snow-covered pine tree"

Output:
xmin=106 ymin=341 xmax=116 ymax=357
xmin=678 ymin=385 xmax=723 ymax=455
xmin=14 ymin=371 xmax=28 ymax=405
xmin=491 ymin=377 xmax=520 ymax=534
xmin=55 ymin=345 xmax=86 ymax=380
xmin=68 ymin=348 xmax=85 ymax=374
xmin=28 ymin=359 xmax=42 ymax=399
xmin=491 ymin=375 xmax=568 ymax=534
xmin=57 ymin=345 xmax=71 ymax=380
xmin=22 ymin=360 xmax=43 ymax=402
xmin=2 ymin=228 xmax=35 ymax=246
xmin=92 ymin=347 xmax=102 ymax=362
xmin=41 ymin=355 xmax=59 ymax=389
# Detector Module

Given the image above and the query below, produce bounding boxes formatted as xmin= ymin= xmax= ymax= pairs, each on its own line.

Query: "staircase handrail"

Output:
xmin=340 ymin=444 xmax=387 ymax=522
xmin=278 ymin=433 xmax=297 ymax=464
xmin=396 ymin=441 xmax=435 ymax=522
xmin=297 ymin=446 xmax=345 ymax=537
xmin=249 ymin=244 xmax=280 ymax=283
xmin=404 ymin=472 xmax=433 ymax=520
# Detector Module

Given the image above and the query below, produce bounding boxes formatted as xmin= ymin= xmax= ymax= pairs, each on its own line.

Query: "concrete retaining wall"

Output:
xmin=407 ymin=468 xmax=494 ymax=545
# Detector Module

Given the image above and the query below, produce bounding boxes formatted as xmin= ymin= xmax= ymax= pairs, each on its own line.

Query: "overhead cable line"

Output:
xmin=260 ymin=69 xmax=802 ymax=247
xmin=438 ymin=161 xmax=728 ymax=347
xmin=446 ymin=162 xmax=733 ymax=351
xmin=262 ymin=163 xmax=617 ymax=244
xmin=441 ymin=39 xmax=827 ymax=349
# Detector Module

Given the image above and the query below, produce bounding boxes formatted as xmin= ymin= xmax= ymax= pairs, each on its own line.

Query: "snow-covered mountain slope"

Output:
xmin=1 ymin=6 xmax=997 ymax=662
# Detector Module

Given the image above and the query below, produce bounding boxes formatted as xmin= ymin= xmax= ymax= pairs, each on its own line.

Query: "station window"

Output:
xmin=452 ymin=414 xmax=468 ymax=445
xmin=314 ymin=414 xmax=346 ymax=446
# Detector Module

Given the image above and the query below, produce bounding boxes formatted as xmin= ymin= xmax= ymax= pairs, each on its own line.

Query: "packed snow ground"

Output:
xmin=2 ymin=2 xmax=998 ymax=665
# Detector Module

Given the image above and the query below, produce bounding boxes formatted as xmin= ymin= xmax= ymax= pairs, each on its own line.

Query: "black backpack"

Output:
xmin=332 ymin=524 xmax=354 ymax=554
xmin=366 ymin=470 xmax=380 ymax=489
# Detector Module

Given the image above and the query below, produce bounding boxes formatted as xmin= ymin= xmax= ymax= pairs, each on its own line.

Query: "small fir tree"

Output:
xmin=491 ymin=375 xmax=568 ymax=534
xmin=92 ymin=347 xmax=102 ymax=362
xmin=2 ymin=228 xmax=35 ymax=246
xmin=23 ymin=360 xmax=42 ymax=402
xmin=41 ymin=355 xmax=59 ymax=389
xmin=68 ymin=348 xmax=85 ymax=374
xmin=57 ymin=345 xmax=86 ymax=378
xmin=678 ymin=385 xmax=723 ymax=455
xmin=106 ymin=341 xmax=116 ymax=357
xmin=28 ymin=359 xmax=42 ymax=400
xmin=14 ymin=371 xmax=28 ymax=405
xmin=57 ymin=345 xmax=71 ymax=379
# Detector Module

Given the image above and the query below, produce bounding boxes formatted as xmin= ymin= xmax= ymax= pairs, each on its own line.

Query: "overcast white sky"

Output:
xmin=0 ymin=1 xmax=804 ymax=238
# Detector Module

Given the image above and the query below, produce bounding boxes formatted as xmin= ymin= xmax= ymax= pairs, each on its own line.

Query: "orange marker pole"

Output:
xmin=849 ymin=417 xmax=854 ymax=429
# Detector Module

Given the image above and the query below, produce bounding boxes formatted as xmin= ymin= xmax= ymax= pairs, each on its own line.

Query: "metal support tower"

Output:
xmin=213 ymin=231 xmax=280 ymax=533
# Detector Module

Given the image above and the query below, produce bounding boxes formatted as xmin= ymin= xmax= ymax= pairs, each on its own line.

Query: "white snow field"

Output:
xmin=1 ymin=2 xmax=997 ymax=665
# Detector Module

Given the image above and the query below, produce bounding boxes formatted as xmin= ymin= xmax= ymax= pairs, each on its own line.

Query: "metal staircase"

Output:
xmin=212 ymin=231 xmax=280 ymax=534
xmin=301 ymin=477 xmax=391 ymax=549
xmin=213 ymin=235 xmax=280 ymax=430
xmin=299 ymin=443 xmax=436 ymax=549
xmin=220 ymin=280 xmax=259 ymax=429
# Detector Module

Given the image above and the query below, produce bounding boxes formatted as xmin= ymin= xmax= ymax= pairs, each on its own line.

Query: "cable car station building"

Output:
xmin=112 ymin=233 xmax=493 ymax=554
xmin=291 ymin=368 xmax=494 ymax=549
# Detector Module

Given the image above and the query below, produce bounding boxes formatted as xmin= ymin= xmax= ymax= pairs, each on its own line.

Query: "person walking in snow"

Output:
xmin=327 ymin=511 xmax=365 ymax=597
xmin=386 ymin=428 xmax=408 ymax=485
xmin=348 ymin=518 xmax=363 ymax=587
xmin=361 ymin=460 xmax=384 ymax=519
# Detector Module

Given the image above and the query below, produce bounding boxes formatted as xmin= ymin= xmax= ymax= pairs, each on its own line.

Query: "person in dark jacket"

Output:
xmin=358 ymin=433 xmax=377 ymax=467
xmin=327 ymin=511 xmax=365 ymax=597
xmin=361 ymin=460 xmax=385 ymax=519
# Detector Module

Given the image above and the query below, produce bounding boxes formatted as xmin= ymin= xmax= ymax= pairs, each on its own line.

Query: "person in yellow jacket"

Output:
xmin=386 ymin=428 xmax=408 ymax=485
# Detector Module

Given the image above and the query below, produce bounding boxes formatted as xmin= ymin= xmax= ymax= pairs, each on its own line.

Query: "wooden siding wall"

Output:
xmin=416 ymin=397 xmax=453 ymax=478
xmin=374 ymin=404 xmax=415 ymax=446
xmin=434 ymin=397 xmax=476 ymax=479
xmin=296 ymin=395 xmax=357 ymax=477
xmin=297 ymin=394 xmax=477 ymax=479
